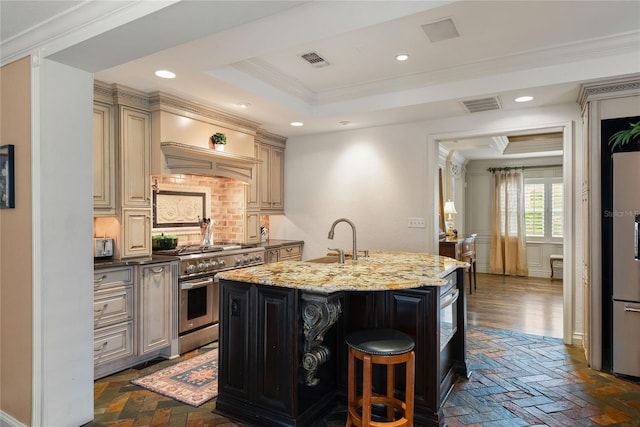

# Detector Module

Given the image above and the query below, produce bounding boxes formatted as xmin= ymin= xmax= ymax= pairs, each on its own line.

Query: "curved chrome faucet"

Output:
xmin=328 ymin=218 xmax=357 ymax=261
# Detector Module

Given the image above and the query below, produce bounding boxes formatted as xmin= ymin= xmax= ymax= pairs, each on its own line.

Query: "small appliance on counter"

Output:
xmin=94 ymin=237 xmax=114 ymax=258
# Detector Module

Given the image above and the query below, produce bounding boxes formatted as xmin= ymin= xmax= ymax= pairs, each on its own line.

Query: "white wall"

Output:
xmin=34 ymin=58 xmax=94 ymax=426
xmin=273 ymin=102 xmax=583 ymax=343
xmin=270 ymin=122 xmax=433 ymax=260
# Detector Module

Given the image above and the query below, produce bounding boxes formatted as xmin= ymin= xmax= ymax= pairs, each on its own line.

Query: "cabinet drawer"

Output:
xmin=94 ymin=285 xmax=133 ymax=328
xmin=94 ymin=266 xmax=134 ymax=289
xmin=279 ymin=245 xmax=301 ymax=261
xmin=94 ymin=321 xmax=134 ymax=365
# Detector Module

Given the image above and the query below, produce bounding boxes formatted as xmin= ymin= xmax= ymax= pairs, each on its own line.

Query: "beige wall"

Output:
xmin=0 ymin=57 xmax=33 ymax=425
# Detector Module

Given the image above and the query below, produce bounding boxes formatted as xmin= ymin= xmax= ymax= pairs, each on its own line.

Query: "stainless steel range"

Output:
xmin=155 ymin=244 xmax=265 ymax=354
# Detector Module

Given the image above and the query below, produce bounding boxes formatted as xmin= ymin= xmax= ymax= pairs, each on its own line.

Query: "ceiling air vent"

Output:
xmin=421 ymin=18 xmax=459 ymax=43
xmin=300 ymin=52 xmax=330 ymax=68
xmin=461 ymin=97 xmax=502 ymax=113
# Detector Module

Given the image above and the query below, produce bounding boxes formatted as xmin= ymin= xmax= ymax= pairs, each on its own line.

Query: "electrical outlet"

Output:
xmin=408 ymin=217 xmax=426 ymax=228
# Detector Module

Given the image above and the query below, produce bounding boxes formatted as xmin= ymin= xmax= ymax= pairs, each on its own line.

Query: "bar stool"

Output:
xmin=345 ymin=328 xmax=415 ymax=427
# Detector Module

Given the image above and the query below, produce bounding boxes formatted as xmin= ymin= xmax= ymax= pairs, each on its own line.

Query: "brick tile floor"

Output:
xmin=85 ymin=326 xmax=640 ymax=426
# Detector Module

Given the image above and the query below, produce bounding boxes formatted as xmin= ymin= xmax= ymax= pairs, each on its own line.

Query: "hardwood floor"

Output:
xmin=466 ymin=272 xmax=563 ymax=338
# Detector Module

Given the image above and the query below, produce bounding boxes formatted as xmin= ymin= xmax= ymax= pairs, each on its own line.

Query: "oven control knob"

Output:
xmin=197 ymin=262 xmax=206 ymax=272
xmin=235 ymin=258 xmax=242 ymax=266
xmin=210 ymin=260 xmax=218 ymax=269
xmin=204 ymin=261 xmax=212 ymax=270
xmin=219 ymin=259 xmax=226 ymax=267
xmin=186 ymin=264 xmax=196 ymax=274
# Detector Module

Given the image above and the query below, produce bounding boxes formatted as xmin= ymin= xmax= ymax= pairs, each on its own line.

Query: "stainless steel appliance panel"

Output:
xmin=613 ymin=300 xmax=640 ymax=377
xmin=612 ymin=152 xmax=640 ymax=302
xmin=612 ymin=151 xmax=640 ymax=378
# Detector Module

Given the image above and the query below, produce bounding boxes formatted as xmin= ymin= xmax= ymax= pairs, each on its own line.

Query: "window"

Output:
xmin=524 ymin=177 xmax=563 ymax=239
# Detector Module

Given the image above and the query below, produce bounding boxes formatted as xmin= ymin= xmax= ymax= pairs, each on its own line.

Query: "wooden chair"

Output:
xmin=345 ymin=329 xmax=415 ymax=427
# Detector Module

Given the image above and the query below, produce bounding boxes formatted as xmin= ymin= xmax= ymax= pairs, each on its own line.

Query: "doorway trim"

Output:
xmin=427 ymin=120 xmax=575 ymax=345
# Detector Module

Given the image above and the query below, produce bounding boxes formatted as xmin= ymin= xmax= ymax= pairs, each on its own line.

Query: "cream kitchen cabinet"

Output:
xmin=265 ymin=241 xmax=304 ymax=263
xmin=258 ymin=134 xmax=285 ymax=214
xmin=93 ymin=266 xmax=135 ymax=379
xmin=119 ymin=106 xmax=152 ymax=258
xmin=137 ymin=262 xmax=174 ymax=355
xmin=94 ymin=260 xmax=178 ymax=379
xmin=121 ymin=209 xmax=151 ymax=258
xmin=119 ymin=106 xmax=151 ymax=208
xmin=93 ymin=102 xmax=116 ymax=216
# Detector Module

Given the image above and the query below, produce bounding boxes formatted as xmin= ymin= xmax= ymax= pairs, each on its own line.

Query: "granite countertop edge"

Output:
xmin=217 ymin=250 xmax=467 ymax=295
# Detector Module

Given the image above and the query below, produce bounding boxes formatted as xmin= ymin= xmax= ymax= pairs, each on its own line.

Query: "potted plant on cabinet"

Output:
xmin=210 ymin=132 xmax=227 ymax=152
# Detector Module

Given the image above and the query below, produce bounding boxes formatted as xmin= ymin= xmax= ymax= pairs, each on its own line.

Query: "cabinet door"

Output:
xmin=387 ymin=288 xmax=438 ymax=411
xmin=219 ymin=281 xmax=252 ymax=401
xmin=245 ymin=210 xmax=260 ymax=244
xmin=138 ymin=263 xmax=173 ymax=355
xmin=93 ymin=102 xmax=116 ymax=215
xmin=120 ymin=107 xmax=150 ymax=208
xmin=268 ymin=146 xmax=285 ymax=212
xmin=259 ymin=144 xmax=271 ymax=209
xmin=122 ymin=209 xmax=151 ymax=258
xmin=246 ymin=141 xmax=260 ymax=209
xmin=254 ymin=286 xmax=296 ymax=414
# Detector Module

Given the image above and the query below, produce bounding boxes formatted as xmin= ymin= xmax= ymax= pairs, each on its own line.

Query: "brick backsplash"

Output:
xmin=153 ymin=174 xmax=246 ymax=243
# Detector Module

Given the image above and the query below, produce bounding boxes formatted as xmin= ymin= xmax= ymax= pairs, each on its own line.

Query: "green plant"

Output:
xmin=211 ymin=132 xmax=227 ymax=145
xmin=608 ymin=121 xmax=640 ymax=151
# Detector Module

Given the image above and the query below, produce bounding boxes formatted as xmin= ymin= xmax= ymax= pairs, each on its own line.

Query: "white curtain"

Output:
xmin=489 ymin=171 xmax=528 ymax=276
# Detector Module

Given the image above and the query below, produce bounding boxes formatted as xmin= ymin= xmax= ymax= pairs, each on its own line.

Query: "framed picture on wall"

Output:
xmin=0 ymin=144 xmax=15 ymax=209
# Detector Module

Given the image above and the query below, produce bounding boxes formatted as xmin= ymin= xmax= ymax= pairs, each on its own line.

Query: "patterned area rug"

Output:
xmin=131 ymin=349 xmax=217 ymax=407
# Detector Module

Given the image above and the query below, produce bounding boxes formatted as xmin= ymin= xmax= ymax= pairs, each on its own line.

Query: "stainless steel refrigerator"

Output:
xmin=612 ymin=151 xmax=640 ymax=378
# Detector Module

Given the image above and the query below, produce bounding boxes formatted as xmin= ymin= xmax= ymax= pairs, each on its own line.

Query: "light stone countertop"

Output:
xmin=216 ymin=250 xmax=467 ymax=294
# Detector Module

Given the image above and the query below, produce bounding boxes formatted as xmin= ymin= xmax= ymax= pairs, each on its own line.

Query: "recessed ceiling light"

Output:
xmin=515 ymin=96 xmax=533 ymax=103
xmin=339 ymin=120 xmax=351 ymax=126
xmin=155 ymin=70 xmax=176 ymax=79
xmin=395 ymin=54 xmax=409 ymax=61
xmin=237 ymin=102 xmax=251 ymax=109
xmin=290 ymin=122 xmax=304 ymax=127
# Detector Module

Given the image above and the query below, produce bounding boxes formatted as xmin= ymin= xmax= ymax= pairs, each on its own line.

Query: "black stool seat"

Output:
xmin=346 ymin=329 xmax=415 ymax=356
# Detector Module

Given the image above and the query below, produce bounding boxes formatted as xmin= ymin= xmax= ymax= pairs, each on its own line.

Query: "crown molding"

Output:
xmin=148 ymin=91 xmax=261 ymax=135
xmin=577 ymin=73 xmax=640 ymax=106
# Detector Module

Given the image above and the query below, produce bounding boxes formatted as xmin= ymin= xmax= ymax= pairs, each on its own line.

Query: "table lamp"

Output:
xmin=444 ymin=200 xmax=457 ymax=238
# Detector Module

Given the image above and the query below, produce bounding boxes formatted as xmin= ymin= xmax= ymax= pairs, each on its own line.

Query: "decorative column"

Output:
xmin=300 ymin=292 xmax=342 ymax=386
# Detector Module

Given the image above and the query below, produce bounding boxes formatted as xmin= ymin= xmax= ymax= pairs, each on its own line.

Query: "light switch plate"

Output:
xmin=408 ymin=217 xmax=426 ymax=228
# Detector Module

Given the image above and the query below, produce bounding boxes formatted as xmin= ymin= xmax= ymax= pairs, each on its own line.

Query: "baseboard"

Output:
xmin=0 ymin=411 xmax=27 ymax=427
xmin=572 ymin=332 xmax=584 ymax=348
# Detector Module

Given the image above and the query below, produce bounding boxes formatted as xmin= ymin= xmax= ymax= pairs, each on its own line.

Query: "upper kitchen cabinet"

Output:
xmin=257 ymin=131 xmax=286 ymax=214
xmin=93 ymin=102 xmax=116 ymax=216
xmin=119 ymin=106 xmax=151 ymax=208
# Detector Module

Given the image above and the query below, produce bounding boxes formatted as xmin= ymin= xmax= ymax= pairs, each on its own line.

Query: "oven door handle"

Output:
xmin=440 ymin=288 xmax=459 ymax=310
xmin=180 ymin=278 xmax=213 ymax=290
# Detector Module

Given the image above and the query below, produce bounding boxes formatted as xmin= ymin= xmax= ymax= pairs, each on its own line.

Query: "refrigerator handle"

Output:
xmin=636 ymin=215 xmax=640 ymax=261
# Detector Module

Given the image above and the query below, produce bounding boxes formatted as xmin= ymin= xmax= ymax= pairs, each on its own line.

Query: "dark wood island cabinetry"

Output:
xmin=216 ymin=251 xmax=470 ymax=426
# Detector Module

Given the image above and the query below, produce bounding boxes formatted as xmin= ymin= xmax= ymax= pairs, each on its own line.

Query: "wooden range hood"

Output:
xmin=159 ymin=141 xmax=260 ymax=183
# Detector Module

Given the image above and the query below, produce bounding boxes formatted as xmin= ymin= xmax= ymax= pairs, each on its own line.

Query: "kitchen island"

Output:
xmin=216 ymin=251 xmax=470 ymax=427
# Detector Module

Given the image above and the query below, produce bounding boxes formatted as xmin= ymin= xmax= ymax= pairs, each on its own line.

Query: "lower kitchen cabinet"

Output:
xmin=94 ymin=260 xmax=178 ymax=379
xmin=264 ymin=241 xmax=304 ymax=263
xmin=218 ymin=282 xmax=311 ymax=426
xmin=138 ymin=262 xmax=174 ymax=355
